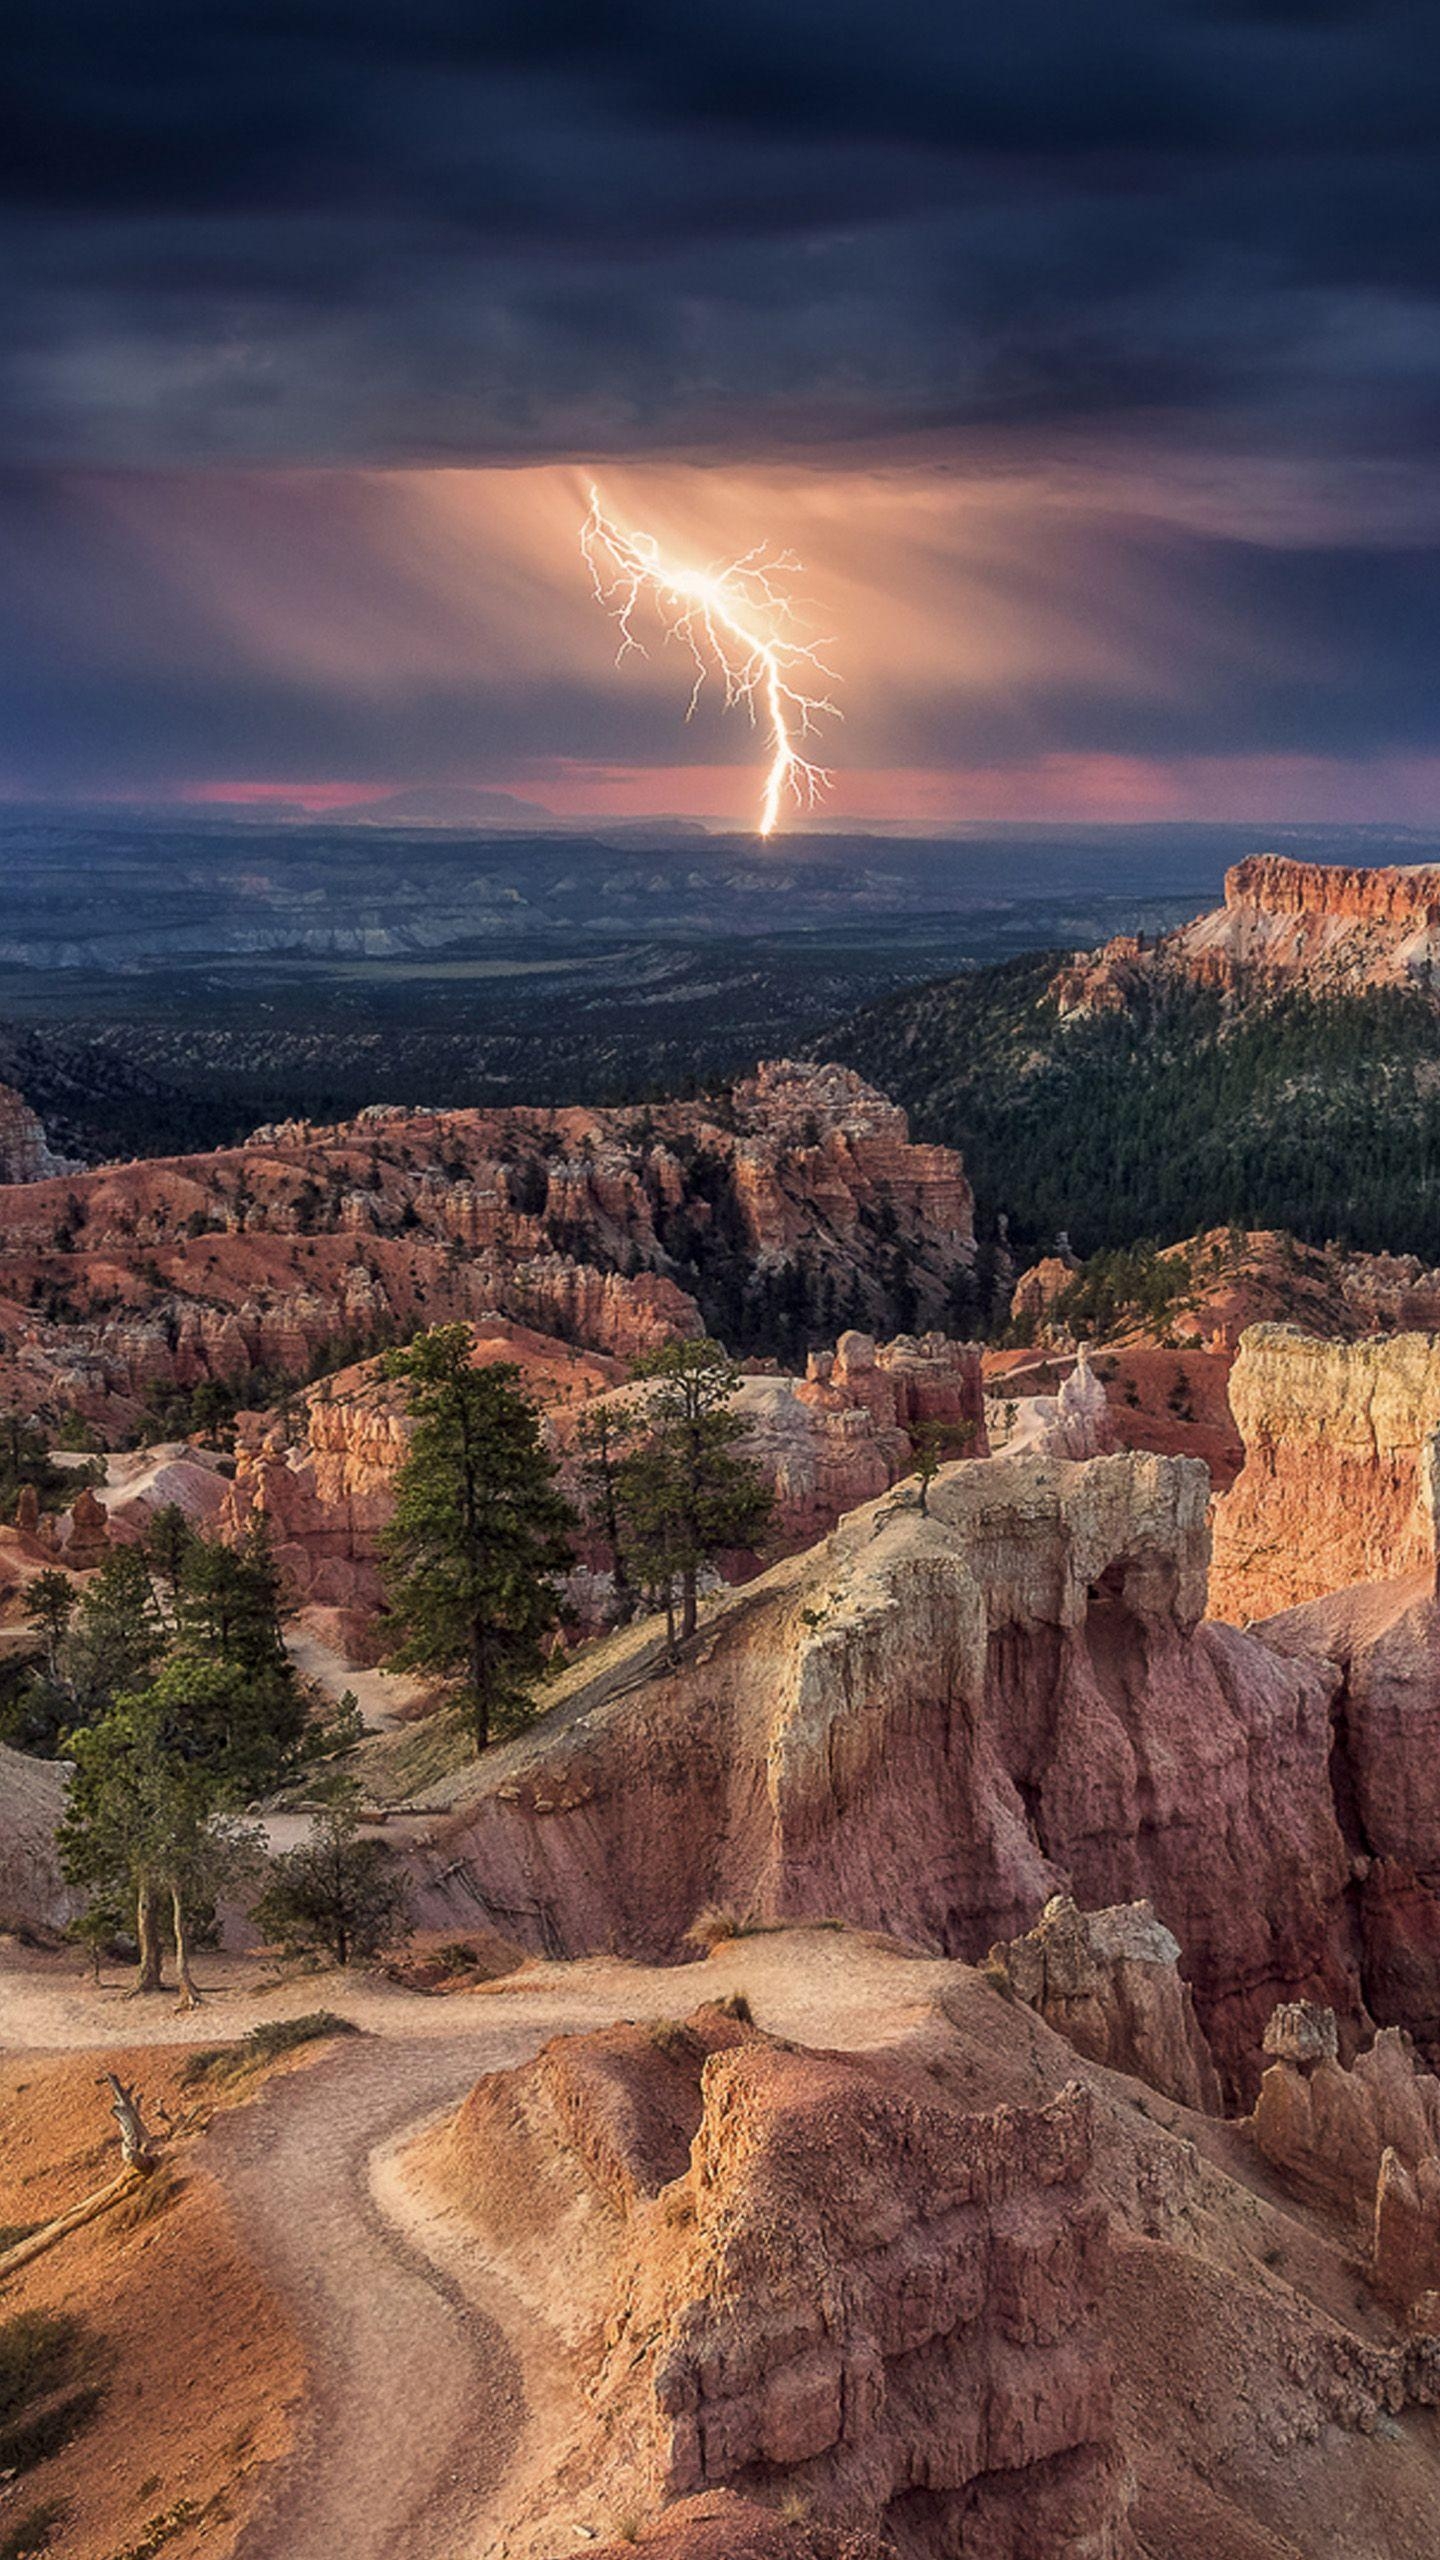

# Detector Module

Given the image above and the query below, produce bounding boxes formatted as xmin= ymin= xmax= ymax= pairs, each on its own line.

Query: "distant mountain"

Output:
xmin=345 ymin=785 xmax=566 ymax=827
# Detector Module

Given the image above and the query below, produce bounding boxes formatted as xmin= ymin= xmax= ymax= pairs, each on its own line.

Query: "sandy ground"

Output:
xmin=1 ymin=1931 xmax=948 ymax=2560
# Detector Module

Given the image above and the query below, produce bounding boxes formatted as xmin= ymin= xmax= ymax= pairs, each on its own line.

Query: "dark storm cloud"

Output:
xmin=5 ymin=1 xmax=1440 ymax=465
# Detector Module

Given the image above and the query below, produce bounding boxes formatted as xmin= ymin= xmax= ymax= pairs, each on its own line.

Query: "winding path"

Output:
xmin=210 ymin=2033 xmax=524 ymax=2560
xmin=2 ymin=1935 xmax=952 ymax=2560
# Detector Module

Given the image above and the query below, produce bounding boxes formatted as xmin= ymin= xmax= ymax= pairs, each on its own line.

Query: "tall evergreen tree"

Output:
xmin=617 ymin=1338 xmax=772 ymax=1644
xmin=381 ymin=1328 xmax=575 ymax=1752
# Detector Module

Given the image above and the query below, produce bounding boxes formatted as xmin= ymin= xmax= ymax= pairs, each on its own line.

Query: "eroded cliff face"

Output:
xmin=429 ymin=2004 xmax=1130 ymax=2560
xmin=415 ymin=1938 xmax=1440 ymax=2560
xmin=987 ymin=1894 xmax=1221 ymax=2113
xmin=0 ymin=1059 xmax=974 ymax=1433
xmin=413 ymin=1451 xmax=1359 ymax=2095
xmin=1210 ymin=1324 xmax=1440 ymax=1624
xmin=0 ymin=1081 xmax=71 ymax=1186
xmin=0 ymin=1740 xmax=75 ymax=1932
xmin=1053 ymin=855 xmax=1440 ymax=1014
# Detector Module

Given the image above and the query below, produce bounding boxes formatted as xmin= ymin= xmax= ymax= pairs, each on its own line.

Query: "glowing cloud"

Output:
xmin=580 ymin=483 xmax=841 ymax=835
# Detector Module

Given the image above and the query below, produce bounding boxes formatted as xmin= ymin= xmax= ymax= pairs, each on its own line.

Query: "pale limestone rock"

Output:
xmin=990 ymin=1891 xmax=1222 ymax=2111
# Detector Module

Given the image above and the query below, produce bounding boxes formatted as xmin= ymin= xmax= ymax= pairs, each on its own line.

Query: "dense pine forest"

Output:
xmin=836 ymin=954 xmax=1440 ymax=1266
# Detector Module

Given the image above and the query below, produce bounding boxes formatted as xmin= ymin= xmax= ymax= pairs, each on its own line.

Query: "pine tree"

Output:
xmin=252 ymin=1797 xmax=411 ymax=1967
xmin=617 ymin=1338 xmax=772 ymax=1644
xmin=381 ymin=1328 xmax=575 ymax=1752
xmin=575 ymin=1400 xmax=636 ymax=1617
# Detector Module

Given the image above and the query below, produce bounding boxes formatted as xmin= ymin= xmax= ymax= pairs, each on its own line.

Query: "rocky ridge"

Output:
xmin=1053 ymin=854 xmax=1440 ymax=1014
xmin=403 ymin=1449 xmax=1362 ymax=2097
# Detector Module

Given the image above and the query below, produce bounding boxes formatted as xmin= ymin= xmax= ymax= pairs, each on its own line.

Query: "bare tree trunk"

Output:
xmin=469 ymin=1621 xmax=491 ymax=1753
xmin=103 ymin=2071 xmax=157 ymax=2169
xmin=171 ymin=1885 xmax=200 ymax=2011
xmin=662 ymin=1580 xmax=676 ymax=1651
xmin=681 ymin=1563 xmax=697 ymax=1642
xmin=132 ymin=1876 xmax=164 ymax=1995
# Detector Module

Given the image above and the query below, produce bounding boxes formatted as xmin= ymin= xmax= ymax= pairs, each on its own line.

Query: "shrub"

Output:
xmin=180 ymin=2010 xmax=359 ymax=2085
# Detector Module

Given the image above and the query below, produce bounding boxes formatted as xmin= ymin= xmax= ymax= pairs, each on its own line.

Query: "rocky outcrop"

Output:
xmin=1054 ymin=856 xmax=1440 ymax=1014
xmin=222 ymin=1323 xmax=987 ymax=1621
xmin=986 ymin=1342 xmax=1115 ymax=1462
xmin=729 ymin=1332 xmax=986 ymax=1546
xmin=0 ymin=1060 xmax=974 ymax=1434
xmin=1249 ymin=2011 xmax=1440 ymax=2218
xmin=414 ymin=1451 xmax=1359 ymax=2096
xmin=1248 ymin=2005 xmax=1440 ymax=2323
xmin=988 ymin=1894 xmax=1221 ymax=2112
xmin=221 ymin=1319 xmax=621 ymax=1611
xmin=0 ymin=1081 xmax=71 ymax=1185
xmin=433 ymin=2007 xmax=1129 ymax=2558
xmin=1210 ymin=1324 xmax=1440 ymax=1623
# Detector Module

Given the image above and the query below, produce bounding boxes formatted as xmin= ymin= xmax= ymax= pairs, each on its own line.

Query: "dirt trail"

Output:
xmin=210 ymin=2032 xmax=528 ymax=2560
xmin=3 ymin=1932 xmax=948 ymax=2560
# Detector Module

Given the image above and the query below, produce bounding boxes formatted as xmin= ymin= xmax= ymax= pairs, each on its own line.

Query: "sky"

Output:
xmin=5 ymin=1 xmax=1440 ymax=829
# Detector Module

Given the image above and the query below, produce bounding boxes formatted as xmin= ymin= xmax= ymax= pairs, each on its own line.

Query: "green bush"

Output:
xmin=180 ymin=2010 xmax=359 ymax=2086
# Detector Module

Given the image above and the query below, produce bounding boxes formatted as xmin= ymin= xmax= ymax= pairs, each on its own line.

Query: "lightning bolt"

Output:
xmin=580 ymin=485 xmax=841 ymax=837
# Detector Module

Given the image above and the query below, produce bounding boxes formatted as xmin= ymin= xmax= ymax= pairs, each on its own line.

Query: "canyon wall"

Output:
xmin=0 ymin=1060 xmax=974 ymax=1433
xmin=414 ymin=1451 xmax=1360 ymax=2095
xmin=221 ymin=1322 xmax=987 ymax=1617
xmin=1210 ymin=1324 xmax=1440 ymax=1623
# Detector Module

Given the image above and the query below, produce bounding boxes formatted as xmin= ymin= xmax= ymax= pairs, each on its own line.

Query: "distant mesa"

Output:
xmin=1054 ymin=851 xmax=1440 ymax=1014
xmin=341 ymin=784 xmax=568 ymax=828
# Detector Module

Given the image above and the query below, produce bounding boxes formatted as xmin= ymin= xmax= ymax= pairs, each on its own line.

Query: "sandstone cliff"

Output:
xmin=1210 ymin=1324 xmax=1440 ymax=1624
xmin=413 ymin=1931 xmax=1440 ymax=2560
xmin=1054 ymin=855 xmax=1440 ymax=1014
xmin=220 ymin=1323 xmax=987 ymax=1621
xmin=406 ymin=1451 xmax=1359 ymax=2095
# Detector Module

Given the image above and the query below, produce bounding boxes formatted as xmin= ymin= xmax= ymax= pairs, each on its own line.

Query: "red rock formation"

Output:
xmin=987 ymin=1893 xmax=1221 ymax=2112
xmin=221 ymin=1318 xmax=621 ymax=1610
xmin=0 ymin=1061 xmax=973 ymax=1435
xmin=432 ymin=2006 xmax=1129 ymax=2558
xmin=1256 ymin=1574 xmax=1440 ymax=2053
xmin=61 ymin=1480 xmax=110 ymax=1567
xmin=222 ymin=1323 xmax=987 ymax=1621
xmin=414 ymin=1452 xmax=1359 ymax=2096
xmin=1055 ymin=855 xmax=1440 ymax=1014
xmin=1247 ymin=2004 xmax=1440 ymax=2323
xmin=1249 ymin=2009 xmax=1440 ymax=2218
xmin=1210 ymin=1325 xmax=1440 ymax=1624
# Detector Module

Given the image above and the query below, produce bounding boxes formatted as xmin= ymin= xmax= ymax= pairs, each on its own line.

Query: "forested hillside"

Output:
xmin=836 ymin=954 xmax=1440 ymax=1263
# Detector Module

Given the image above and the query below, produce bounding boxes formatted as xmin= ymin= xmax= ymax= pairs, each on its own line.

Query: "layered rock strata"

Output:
xmin=1210 ymin=1324 xmax=1440 ymax=1623
xmin=413 ymin=1451 xmax=1359 ymax=2095
xmin=1054 ymin=855 xmax=1440 ymax=1013
xmin=0 ymin=1059 xmax=974 ymax=1432
xmin=435 ymin=2006 xmax=1130 ymax=2559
